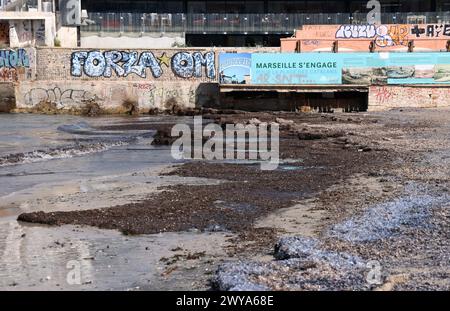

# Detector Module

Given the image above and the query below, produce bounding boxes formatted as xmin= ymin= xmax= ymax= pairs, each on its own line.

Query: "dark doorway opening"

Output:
xmin=218 ymin=91 xmax=368 ymax=112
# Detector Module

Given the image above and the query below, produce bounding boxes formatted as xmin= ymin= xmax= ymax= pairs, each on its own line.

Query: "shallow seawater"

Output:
xmin=0 ymin=114 xmax=186 ymax=197
xmin=0 ymin=114 xmax=230 ymax=290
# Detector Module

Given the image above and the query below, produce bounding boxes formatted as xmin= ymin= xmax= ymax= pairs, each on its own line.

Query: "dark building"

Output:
xmin=81 ymin=1 xmax=447 ymax=46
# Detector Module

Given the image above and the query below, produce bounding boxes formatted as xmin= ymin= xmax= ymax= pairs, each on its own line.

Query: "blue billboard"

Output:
xmin=219 ymin=52 xmax=450 ymax=85
xmin=251 ymin=53 xmax=343 ymax=85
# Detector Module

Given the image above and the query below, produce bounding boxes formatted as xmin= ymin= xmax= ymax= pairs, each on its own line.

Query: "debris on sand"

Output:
xmin=213 ymin=236 xmax=368 ymax=291
xmin=328 ymin=187 xmax=449 ymax=243
xmin=274 ymin=236 xmax=364 ymax=269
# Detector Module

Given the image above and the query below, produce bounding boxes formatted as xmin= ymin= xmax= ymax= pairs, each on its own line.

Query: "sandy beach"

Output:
xmin=0 ymin=108 xmax=449 ymax=290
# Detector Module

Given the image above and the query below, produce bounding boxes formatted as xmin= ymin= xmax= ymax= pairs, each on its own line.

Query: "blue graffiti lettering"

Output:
xmin=0 ymin=49 xmax=30 ymax=68
xmin=192 ymin=51 xmax=216 ymax=79
xmin=171 ymin=52 xmax=194 ymax=78
xmin=103 ymin=51 xmax=124 ymax=77
xmin=84 ymin=51 xmax=106 ymax=77
xmin=71 ymin=51 xmax=88 ymax=77
xmin=138 ymin=52 xmax=163 ymax=78
xmin=70 ymin=50 xmax=215 ymax=79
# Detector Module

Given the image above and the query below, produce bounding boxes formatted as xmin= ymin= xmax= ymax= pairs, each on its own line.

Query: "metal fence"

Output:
xmin=81 ymin=12 xmax=450 ymax=34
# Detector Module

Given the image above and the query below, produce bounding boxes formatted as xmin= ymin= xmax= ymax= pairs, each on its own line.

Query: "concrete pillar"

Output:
xmin=44 ymin=17 xmax=55 ymax=46
xmin=8 ymin=21 xmax=20 ymax=47
xmin=38 ymin=0 xmax=42 ymax=12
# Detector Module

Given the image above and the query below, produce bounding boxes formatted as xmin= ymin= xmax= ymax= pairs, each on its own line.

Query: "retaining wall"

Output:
xmin=368 ymin=85 xmax=450 ymax=111
xmin=2 ymin=47 xmax=450 ymax=113
xmin=12 ymin=47 xmax=219 ymax=113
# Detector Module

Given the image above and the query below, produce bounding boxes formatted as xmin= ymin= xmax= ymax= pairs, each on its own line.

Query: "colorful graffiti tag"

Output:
xmin=336 ymin=24 xmax=409 ymax=47
xmin=0 ymin=49 xmax=30 ymax=68
xmin=336 ymin=24 xmax=450 ymax=47
xmin=0 ymin=49 xmax=31 ymax=82
xmin=411 ymin=24 xmax=450 ymax=38
xmin=71 ymin=50 xmax=216 ymax=79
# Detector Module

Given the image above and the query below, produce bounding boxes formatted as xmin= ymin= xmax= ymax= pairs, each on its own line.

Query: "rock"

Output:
xmin=82 ymin=100 xmax=102 ymax=117
xmin=148 ymin=108 xmax=160 ymax=115
xmin=204 ymin=224 xmax=227 ymax=232
xmin=247 ymin=118 xmax=262 ymax=125
xmin=274 ymin=236 xmax=364 ymax=269
xmin=275 ymin=118 xmax=295 ymax=126
xmin=274 ymin=236 xmax=319 ymax=260
xmin=211 ymin=261 xmax=271 ymax=291
xmin=151 ymin=127 xmax=177 ymax=146
xmin=297 ymin=132 xmax=326 ymax=140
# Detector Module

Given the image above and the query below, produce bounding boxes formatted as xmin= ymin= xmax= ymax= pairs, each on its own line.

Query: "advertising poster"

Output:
xmin=251 ymin=53 xmax=343 ymax=85
xmin=218 ymin=53 xmax=252 ymax=84
xmin=341 ymin=52 xmax=450 ymax=85
xmin=218 ymin=52 xmax=450 ymax=85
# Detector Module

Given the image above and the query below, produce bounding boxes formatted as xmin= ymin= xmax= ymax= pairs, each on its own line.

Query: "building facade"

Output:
xmin=78 ymin=0 xmax=449 ymax=47
xmin=2 ymin=1 xmax=448 ymax=47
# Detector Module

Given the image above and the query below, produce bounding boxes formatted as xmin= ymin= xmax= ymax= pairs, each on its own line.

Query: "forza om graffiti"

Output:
xmin=71 ymin=51 xmax=216 ymax=79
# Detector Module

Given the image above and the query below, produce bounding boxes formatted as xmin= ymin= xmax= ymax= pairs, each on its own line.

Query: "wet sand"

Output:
xmin=1 ymin=109 xmax=449 ymax=290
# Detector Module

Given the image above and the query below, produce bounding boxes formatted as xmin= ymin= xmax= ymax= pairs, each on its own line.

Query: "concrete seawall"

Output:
xmin=2 ymin=47 xmax=450 ymax=113
xmin=7 ymin=47 xmax=220 ymax=114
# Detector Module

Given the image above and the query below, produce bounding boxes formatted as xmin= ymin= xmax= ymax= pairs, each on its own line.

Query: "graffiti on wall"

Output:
xmin=336 ymin=24 xmax=450 ymax=47
xmin=335 ymin=24 xmax=409 ymax=47
xmin=411 ymin=24 xmax=450 ymax=38
xmin=0 ymin=49 xmax=31 ymax=82
xmin=370 ymin=85 xmax=450 ymax=108
xmin=372 ymin=86 xmax=395 ymax=105
xmin=0 ymin=68 xmax=20 ymax=82
xmin=71 ymin=50 xmax=216 ymax=79
xmin=24 ymin=87 xmax=99 ymax=108
xmin=0 ymin=49 xmax=30 ymax=68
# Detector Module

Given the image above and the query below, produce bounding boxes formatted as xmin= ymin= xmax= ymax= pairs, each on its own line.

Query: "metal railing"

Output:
xmin=81 ymin=12 xmax=450 ymax=34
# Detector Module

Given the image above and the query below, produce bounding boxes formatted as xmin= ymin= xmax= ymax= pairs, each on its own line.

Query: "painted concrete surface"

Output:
xmin=3 ymin=46 xmax=450 ymax=112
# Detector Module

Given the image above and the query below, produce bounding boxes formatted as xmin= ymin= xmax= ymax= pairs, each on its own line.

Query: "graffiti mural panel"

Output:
xmin=0 ymin=49 xmax=30 ymax=68
xmin=282 ymin=24 xmax=450 ymax=52
xmin=0 ymin=48 xmax=31 ymax=82
xmin=70 ymin=50 xmax=216 ymax=80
